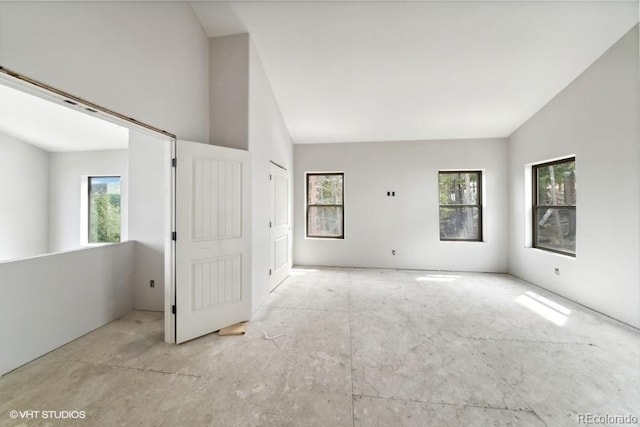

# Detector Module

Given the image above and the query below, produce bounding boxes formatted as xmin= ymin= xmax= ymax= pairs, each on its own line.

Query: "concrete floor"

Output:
xmin=1 ymin=267 xmax=639 ymax=426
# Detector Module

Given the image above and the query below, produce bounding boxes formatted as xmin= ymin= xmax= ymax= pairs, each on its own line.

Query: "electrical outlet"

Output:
xmin=554 ymin=268 xmax=560 ymax=276
xmin=150 ymin=280 xmax=155 ymax=288
xmin=392 ymin=250 xmax=396 ymax=255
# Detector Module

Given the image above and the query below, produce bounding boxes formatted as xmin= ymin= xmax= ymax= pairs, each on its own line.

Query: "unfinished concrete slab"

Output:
xmin=1 ymin=267 xmax=638 ymax=426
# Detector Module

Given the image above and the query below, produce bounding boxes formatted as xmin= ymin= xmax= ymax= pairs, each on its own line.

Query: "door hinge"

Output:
xmin=269 ymin=221 xmax=272 ymax=228
xmin=172 ymin=231 xmax=177 ymax=241
xmin=269 ymin=269 xmax=272 ymax=275
xmin=172 ymin=305 xmax=176 ymax=315
xmin=269 ymin=174 xmax=272 ymax=181
xmin=171 ymin=158 xmax=177 ymax=167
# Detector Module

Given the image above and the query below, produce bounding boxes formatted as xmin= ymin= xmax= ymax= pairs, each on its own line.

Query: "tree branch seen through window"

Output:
xmin=306 ymin=173 xmax=344 ymax=239
xmin=533 ymin=158 xmax=576 ymax=256
xmin=88 ymin=176 xmax=121 ymax=243
xmin=438 ymin=171 xmax=482 ymax=241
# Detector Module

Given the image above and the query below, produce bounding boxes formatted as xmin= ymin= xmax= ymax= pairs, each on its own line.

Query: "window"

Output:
xmin=306 ymin=173 xmax=344 ymax=238
xmin=438 ymin=171 xmax=482 ymax=241
xmin=88 ymin=176 xmax=122 ymax=243
xmin=533 ymin=158 xmax=576 ymax=256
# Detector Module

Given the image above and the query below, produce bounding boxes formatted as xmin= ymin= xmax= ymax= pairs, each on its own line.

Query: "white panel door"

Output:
xmin=175 ymin=140 xmax=251 ymax=343
xmin=269 ymin=163 xmax=291 ymax=290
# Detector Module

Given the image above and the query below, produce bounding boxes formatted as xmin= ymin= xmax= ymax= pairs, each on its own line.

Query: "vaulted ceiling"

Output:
xmin=191 ymin=1 xmax=638 ymax=144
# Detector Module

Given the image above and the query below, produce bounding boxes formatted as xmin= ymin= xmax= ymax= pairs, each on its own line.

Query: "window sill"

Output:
xmin=305 ymin=237 xmax=345 ymax=241
xmin=82 ymin=242 xmax=122 ymax=248
xmin=528 ymin=247 xmax=576 ymax=259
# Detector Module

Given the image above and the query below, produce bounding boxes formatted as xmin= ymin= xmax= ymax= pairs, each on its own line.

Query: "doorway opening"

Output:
xmin=0 ymin=67 xmax=175 ymax=375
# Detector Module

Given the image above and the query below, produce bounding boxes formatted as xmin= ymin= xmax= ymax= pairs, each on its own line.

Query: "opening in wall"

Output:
xmin=532 ymin=157 xmax=576 ymax=257
xmin=438 ymin=170 xmax=483 ymax=241
xmin=306 ymin=172 xmax=344 ymax=239
xmin=88 ymin=176 xmax=122 ymax=244
xmin=80 ymin=175 xmax=126 ymax=246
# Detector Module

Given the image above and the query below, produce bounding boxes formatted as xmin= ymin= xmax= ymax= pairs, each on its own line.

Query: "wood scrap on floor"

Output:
xmin=218 ymin=322 xmax=247 ymax=336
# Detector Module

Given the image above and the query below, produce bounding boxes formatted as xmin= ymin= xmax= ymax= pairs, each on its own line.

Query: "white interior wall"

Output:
xmin=508 ymin=25 xmax=640 ymax=328
xmin=0 ymin=131 xmax=49 ymax=261
xmin=294 ymin=139 xmax=509 ymax=272
xmin=128 ymin=131 xmax=171 ymax=311
xmin=0 ymin=2 xmax=209 ymax=142
xmin=248 ymin=39 xmax=294 ymax=312
xmin=49 ymin=149 xmax=129 ymax=253
xmin=206 ymin=32 xmax=293 ymax=313
xmin=210 ymin=34 xmax=249 ymax=150
xmin=0 ymin=242 xmax=135 ymax=376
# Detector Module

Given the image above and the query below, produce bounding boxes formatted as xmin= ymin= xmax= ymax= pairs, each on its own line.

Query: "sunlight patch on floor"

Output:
xmin=415 ymin=274 xmax=463 ymax=283
xmin=515 ymin=291 xmax=571 ymax=326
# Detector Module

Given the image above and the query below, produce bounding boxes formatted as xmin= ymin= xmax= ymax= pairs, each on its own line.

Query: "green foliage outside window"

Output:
xmin=438 ymin=171 xmax=482 ymax=241
xmin=89 ymin=177 xmax=121 ymax=243
xmin=533 ymin=158 xmax=576 ymax=255
xmin=307 ymin=173 xmax=344 ymax=238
